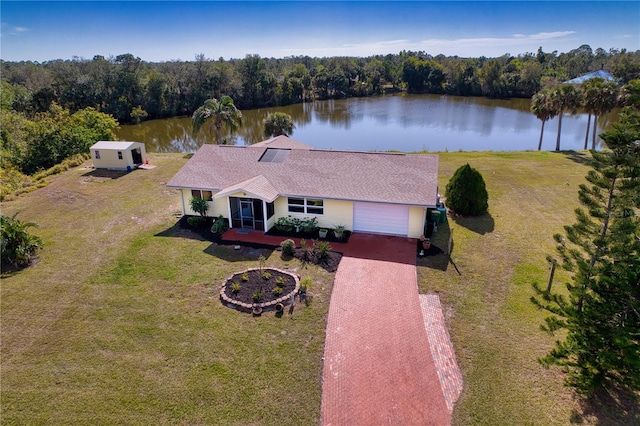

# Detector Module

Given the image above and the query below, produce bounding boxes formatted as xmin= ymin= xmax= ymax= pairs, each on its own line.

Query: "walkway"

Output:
xmin=220 ymin=229 xmax=462 ymax=424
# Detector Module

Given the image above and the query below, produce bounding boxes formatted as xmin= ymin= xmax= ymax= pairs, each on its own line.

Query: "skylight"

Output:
xmin=258 ymin=148 xmax=290 ymax=163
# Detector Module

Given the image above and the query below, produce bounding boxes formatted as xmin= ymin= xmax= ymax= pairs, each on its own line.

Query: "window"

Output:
xmin=117 ymin=151 xmax=123 ymax=160
xmin=287 ymin=197 xmax=324 ymax=215
xmin=307 ymin=199 xmax=324 ymax=215
xmin=287 ymin=197 xmax=305 ymax=213
xmin=191 ymin=190 xmax=213 ymax=201
xmin=95 ymin=150 xmax=100 ymax=159
xmin=266 ymin=202 xmax=275 ymax=219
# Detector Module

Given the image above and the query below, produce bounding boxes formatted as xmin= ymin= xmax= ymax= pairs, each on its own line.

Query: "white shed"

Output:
xmin=90 ymin=141 xmax=147 ymax=170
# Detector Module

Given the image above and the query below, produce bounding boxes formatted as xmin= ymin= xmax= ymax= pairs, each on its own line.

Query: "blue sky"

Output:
xmin=1 ymin=1 xmax=638 ymax=62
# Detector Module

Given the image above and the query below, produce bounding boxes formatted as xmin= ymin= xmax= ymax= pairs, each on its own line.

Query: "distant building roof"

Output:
xmin=250 ymin=135 xmax=312 ymax=150
xmin=167 ymin=139 xmax=439 ymax=206
xmin=565 ymin=70 xmax=615 ymax=85
xmin=90 ymin=141 xmax=144 ymax=150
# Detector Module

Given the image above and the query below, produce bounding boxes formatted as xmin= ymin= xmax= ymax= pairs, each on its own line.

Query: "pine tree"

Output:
xmin=531 ymin=107 xmax=640 ymax=395
xmin=444 ymin=163 xmax=489 ymax=216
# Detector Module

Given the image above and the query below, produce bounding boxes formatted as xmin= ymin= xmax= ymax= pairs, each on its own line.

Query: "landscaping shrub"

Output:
xmin=0 ymin=213 xmax=42 ymax=268
xmin=190 ymin=196 xmax=209 ymax=217
xmin=280 ymin=239 xmax=295 ymax=256
xmin=275 ymin=216 xmax=296 ymax=233
xmin=313 ymin=240 xmax=332 ymax=260
xmin=274 ymin=216 xmax=318 ymax=234
xmin=210 ymin=214 xmax=228 ymax=235
xmin=298 ymin=217 xmax=319 ymax=233
xmin=445 ymin=163 xmax=489 ymax=216
xmin=187 ymin=216 xmax=205 ymax=227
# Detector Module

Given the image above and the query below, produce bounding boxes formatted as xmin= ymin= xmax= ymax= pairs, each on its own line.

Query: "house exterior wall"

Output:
xmin=179 ymin=189 xmax=225 ymax=217
xmin=408 ymin=206 xmax=427 ymax=238
xmin=274 ymin=197 xmax=353 ymax=230
xmin=176 ymin=188 xmax=424 ymax=237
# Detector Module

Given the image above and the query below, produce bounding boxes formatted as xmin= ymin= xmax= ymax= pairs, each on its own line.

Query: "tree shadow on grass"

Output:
xmin=81 ymin=169 xmax=130 ymax=179
xmin=155 ymin=217 xmax=215 ymax=242
xmin=450 ymin=212 xmax=495 ymax=235
xmin=557 ymin=150 xmax=593 ymax=166
xmin=569 ymin=385 xmax=639 ymax=425
xmin=155 ymin=218 xmax=274 ymax=262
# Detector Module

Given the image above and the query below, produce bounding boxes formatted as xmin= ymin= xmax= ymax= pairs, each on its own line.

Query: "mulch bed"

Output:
xmin=222 ymin=269 xmax=297 ymax=306
xmin=287 ymin=248 xmax=342 ymax=273
xmin=178 ymin=216 xmax=343 ymax=272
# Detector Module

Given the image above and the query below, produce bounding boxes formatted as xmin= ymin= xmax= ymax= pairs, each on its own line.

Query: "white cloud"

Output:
xmin=271 ymin=31 xmax=578 ymax=58
xmin=1 ymin=22 xmax=30 ymax=37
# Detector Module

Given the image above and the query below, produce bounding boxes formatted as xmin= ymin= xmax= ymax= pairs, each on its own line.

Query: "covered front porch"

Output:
xmin=214 ymin=174 xmax=278 ymax=232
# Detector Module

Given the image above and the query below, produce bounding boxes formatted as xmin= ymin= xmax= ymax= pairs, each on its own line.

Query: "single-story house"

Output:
xmin=166 ymin=136 xmax=440 ymax=238
xmin=90 ymin=141 xmax=147 ymax=170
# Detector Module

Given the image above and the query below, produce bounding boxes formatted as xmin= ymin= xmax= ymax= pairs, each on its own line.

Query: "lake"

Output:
xmin=116 ymin=94 xmax=612 ymax=153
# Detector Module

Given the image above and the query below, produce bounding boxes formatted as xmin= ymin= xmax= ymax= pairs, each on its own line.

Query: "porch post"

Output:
xmin=262 ymin=200 xmax=268 ymax=232
xmin=227 ymin=197 xmax=233 ymax=229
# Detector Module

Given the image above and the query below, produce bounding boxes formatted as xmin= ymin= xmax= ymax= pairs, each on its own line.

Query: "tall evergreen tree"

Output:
xmin=531 ymin=107 xmax=640 ymax=395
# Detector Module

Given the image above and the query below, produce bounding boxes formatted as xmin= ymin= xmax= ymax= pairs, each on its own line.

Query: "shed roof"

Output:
xmin=167 ymin=137 xmax=439 ymax=206
xmin=91 ymin=141 xmax=144 ymax=150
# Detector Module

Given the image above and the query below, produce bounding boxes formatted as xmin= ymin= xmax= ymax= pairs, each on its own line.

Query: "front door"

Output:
xmin=240 ymin=199 xmax=254 ymax=229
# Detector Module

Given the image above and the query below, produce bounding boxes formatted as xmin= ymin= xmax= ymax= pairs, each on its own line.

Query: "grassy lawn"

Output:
xmin=418 ymin=151 xmax=638 ymax=425
xmin=1 ymin=155 xmax=334 ymax=425
xmin=2 ymin=151 xmax=637 ymax=424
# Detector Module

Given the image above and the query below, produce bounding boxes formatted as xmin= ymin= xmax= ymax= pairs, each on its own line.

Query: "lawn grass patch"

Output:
xmin=418 ymin=150 xmax=638 ymax=425
xmin=3 ymin=151 xmax=637 ymax=425
xmin=1 ymin=155 xmax=332 ymax=425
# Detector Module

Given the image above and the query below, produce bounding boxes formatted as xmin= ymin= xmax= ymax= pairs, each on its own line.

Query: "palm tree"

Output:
xmin=192 ymin=96 xmax=242 ymax=144
xmin=530 ymin=89 xmax=555 ymax=150
xmin=263 ymin=112 xmax=295 ymax=138
xmin=580 ymin=78 xmax=619 ymax=149
xmin=549 ymin=84 xmax=582 ymax=151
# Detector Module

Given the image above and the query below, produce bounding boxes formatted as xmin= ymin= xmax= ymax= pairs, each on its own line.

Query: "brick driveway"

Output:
xmin=321 ymin=235 xmax=452 ymax=425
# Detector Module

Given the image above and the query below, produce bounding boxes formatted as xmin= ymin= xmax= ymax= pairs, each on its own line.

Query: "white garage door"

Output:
xmin=353 ymin=202 xmax=409 ymax=236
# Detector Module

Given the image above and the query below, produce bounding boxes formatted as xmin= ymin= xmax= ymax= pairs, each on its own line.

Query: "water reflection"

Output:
xmin=116 ymin=94 xmax=613 ymax=153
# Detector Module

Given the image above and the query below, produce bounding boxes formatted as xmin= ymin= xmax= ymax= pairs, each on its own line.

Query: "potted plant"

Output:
xmin=333 ymin=224 xmax=346 ymax=240
xmin=318 ymin=228 xmax=328 ymax=239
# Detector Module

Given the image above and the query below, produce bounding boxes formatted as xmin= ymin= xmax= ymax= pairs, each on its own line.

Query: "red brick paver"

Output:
xmin=220 ymin=229 xmax=461 ymax=424
xmin=419 ymin=294 xmax=464 ymax=413
xmin=321 ymin=254 xmax=450 ymax=425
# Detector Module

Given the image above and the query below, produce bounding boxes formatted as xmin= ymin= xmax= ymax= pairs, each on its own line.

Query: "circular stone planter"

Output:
xmin=220 ymin=267 xmax=300 ymax=313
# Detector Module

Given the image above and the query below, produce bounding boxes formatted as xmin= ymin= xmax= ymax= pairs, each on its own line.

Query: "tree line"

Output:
xmin=2 ymin=45 xmax=639 ymax=124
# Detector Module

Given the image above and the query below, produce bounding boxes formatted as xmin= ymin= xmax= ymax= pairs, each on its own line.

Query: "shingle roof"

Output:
xmin=214 ymin=175 xmax=280 ymax=203
xmin=250 ymin=135 xmax=313 ymax=150
xmin=167 ymin=140 xmax=439 ymax=206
